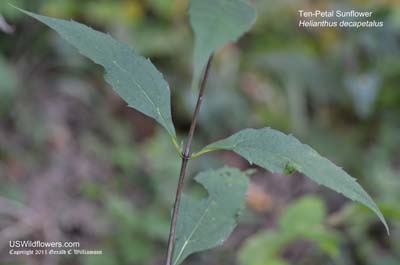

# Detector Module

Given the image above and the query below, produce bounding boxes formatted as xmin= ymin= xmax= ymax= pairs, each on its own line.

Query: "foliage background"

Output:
xmin=0 ymin=0 xmax=399 ymax=264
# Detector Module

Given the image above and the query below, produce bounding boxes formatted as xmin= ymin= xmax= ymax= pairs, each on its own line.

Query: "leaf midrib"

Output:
xmin=112 ymin=59 xmax=172 ymax=134
xmin=173 ymin=200 xmax=213 ymax=265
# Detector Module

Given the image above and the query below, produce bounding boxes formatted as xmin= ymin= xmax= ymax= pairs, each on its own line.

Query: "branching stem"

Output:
xmin=165 ymin=55 xmax=213 ymax=265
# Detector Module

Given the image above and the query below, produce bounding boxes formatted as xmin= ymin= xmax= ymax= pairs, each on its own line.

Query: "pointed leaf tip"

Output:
xmin=15 ymin=7 xmax=177 ymax=139
xmin=204 ymin=128 xmax=389 ymax=234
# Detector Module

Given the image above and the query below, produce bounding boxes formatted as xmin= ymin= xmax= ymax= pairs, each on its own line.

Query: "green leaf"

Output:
xmin=189 ymin=0 xmax=256 ymax=87
xmin=279 ymin=196 xmax=326 ymax=234
xmin=279 ymin=196 xmax=341 ymax=258
xmin=0 ymin=56 xmax=17 ymax=91
xmin=239 ymin=196 xmax=342 ymax=264
xmin=239 ymin=231 xmax=289 ymax=265
xmin=203 ymin=128 xmax=389 ymax=233
xmin=0 ymin=55 xmax=18 ymax=112
xmin=173 ymin=167 xmax=249 ymax=265
xmin=16 ymin=7 xmax=176 ymax=139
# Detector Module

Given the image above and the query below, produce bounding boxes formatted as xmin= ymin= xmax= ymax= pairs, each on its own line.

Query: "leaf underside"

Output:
xmin=173 ymin=167 xmax=249 ymax=265
xmin=189 ymin=0 xmax=256 ymax=86
xmin=17 ymin=8 xmax=176 ymax=138
xmin=204 ymin=128 xmax=389 ymax=233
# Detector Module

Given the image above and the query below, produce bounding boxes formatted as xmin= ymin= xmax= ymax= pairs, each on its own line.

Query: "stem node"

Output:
xmin=164 ymin=55 xmax=213 ymax=265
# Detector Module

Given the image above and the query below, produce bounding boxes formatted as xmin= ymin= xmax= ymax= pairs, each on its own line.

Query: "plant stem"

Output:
xmin=165 ymin=55 xmax=213 ymax=265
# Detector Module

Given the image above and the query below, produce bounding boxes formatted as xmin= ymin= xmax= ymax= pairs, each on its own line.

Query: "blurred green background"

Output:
xmin=0 ymin=0 xmax=399 ymax=265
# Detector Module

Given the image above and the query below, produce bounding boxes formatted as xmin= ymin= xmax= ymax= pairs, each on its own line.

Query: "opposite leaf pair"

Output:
xmin=15 ymin=0 xmax=388 ymax=264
